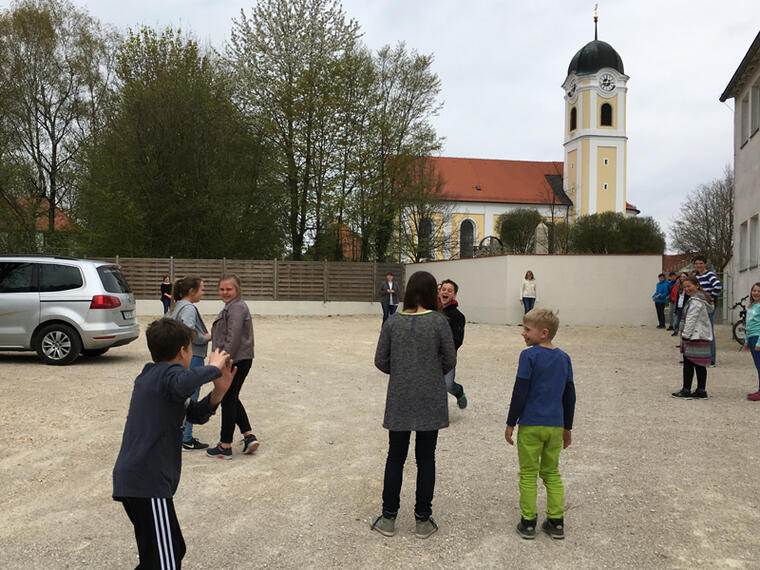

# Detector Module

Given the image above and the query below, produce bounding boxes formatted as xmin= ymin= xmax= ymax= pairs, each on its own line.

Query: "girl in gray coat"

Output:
xmin=169 ymin=276 xmax=211 ymax=450
xmin=672 ymin=277 xmax=715 ymax=399
xmin=371 ymin=271 xmax=456 ymax=540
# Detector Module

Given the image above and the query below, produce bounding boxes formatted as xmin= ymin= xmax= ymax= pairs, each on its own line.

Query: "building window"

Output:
xmin=740 ymin=221 xmax=748 ymax=270
xmin=417 ymin=217 xmax=434 ymax=260
xmin=603 ymin=183 xmax=608 ymax=190
xmin=600 ymin=103 xmax=613 ymax=126
xmin=751 ymin=215 xmax=759 ymax=268
xmin=570 ymin=107 xmax=577 ymax=131
xmin=459 ymin=220 xmax=474 ymax=259
xmin=741 ymin=94 xmax=750 ymax=144
xmin=752 ymin=83 xmax=760 ymax=136
xmin=603 ymin=158 xmax=609 ymax=165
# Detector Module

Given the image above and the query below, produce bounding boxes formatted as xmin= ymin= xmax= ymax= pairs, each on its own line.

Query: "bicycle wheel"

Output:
xmin=733 ymin=320 xmax=746 ymax=346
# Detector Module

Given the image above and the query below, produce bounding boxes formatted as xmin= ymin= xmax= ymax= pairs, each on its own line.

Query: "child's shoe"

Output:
xmin=691 ymin=389 xmax=708 ymax=399
xmin=456 ymin=392 xmax=468 ymax=409
xmin=671 ymin=389 xmax=692 ymax=399
xmin=206 ymin=443 xmax=232 ymax=460
xmin=181 ymin=437 xmax=208 ymax=451
xmin=541 ymin=518 xmax=565 ymax=540
xmin=415 ymin=517 xmax=438 ymax=539
xmin=516 ymin=517 xmax=537 ymax=539
xmin=747 ymin=391 xmax=760 ymax=401
xmin=242 ymin=434 xmax=260 ymax=454
xmin=370 ymin=515 xmax=396 ymax=537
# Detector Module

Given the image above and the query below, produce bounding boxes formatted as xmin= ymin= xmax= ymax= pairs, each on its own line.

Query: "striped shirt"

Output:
xmin=696 ymin=270 xmax=722 ymax=300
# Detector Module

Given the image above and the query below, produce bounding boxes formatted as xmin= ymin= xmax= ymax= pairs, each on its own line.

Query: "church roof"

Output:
xmin=568 ymin=39 xmax=624 ymax=76
xmin=430 ymin=157 xmax=568 ymax=206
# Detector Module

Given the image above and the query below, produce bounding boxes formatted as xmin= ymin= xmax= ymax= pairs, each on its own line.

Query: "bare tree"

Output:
xmin=670 ymin=166 xmax=734 ymax=270
xmin=0 ymin=0 xmax=117 ymax=239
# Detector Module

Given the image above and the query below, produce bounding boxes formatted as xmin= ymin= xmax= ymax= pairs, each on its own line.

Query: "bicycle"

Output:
xmin=731 ymin=295 xmax=749 ymax=346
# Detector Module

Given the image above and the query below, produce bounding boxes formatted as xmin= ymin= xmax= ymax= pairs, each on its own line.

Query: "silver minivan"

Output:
xmin=0 ymin=256 xmax=140 ymax=365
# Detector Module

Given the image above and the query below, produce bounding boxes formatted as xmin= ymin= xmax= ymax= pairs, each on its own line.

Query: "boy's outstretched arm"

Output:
xmin=209 ymin=355 xmax=236 ymax=409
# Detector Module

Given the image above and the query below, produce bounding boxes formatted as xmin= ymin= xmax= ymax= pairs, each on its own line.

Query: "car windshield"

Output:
xmin=97 ymin=266 xmax=132 ymax=293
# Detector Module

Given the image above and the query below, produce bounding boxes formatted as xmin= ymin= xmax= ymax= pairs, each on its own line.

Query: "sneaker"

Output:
xmin=671 ymin=389 xmax=692 ymax=399
xmin=242 ymin=434 xmax=260 ymax=455
xmin=691 ymin=389 xmax=708 ymax=399
xmin=206 ymin=443 xmax=232 ymax=460
xmin=456 ymin=392 xmax=468 ymax=409
xmin=415 ymin=517 xmax=438 ymax=539
xmin=656 ymin=325 xmax=665 ymax=329
xmin=516 ymin=517 xmax=537 ymax=539
xmin=370 ymin=515 xmax=396 ymax=537
xmin=671 ymin=331 xmax=678 ymax=337
xmin=541 ymin=518 xmax=565 ymax=540
xmin=748 ymin=391 xmax=760 ymax=401
xmin=182 ymin=437 xmax=209 ymax=451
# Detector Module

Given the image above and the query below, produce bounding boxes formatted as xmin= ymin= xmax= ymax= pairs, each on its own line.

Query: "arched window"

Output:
xmin=570 ymin=107 xmax=577 ymax=131
xmin=600 ymin=103 xmax=613 ymax=126
xmin=459 ymin=220 xmax=474 ymax=259
xmin=417 ymin=217 xmax=434 ymax=259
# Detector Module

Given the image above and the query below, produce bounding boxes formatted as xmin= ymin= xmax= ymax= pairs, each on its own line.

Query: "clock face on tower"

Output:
xmin=599 ymin=73 xmax=616 ymax=92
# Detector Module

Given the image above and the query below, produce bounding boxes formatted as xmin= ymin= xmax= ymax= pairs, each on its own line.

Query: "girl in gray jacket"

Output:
xmin=169 ymin=276 xmax=211 ymax=450
xmin=672 ymin=277 xmax=715 ymax=399
xmin=371 ymin=271 xmax=456 ymax=540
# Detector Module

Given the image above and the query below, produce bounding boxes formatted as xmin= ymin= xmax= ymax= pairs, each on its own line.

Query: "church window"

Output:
xmin=570 ymin=107 xmax=577 ymax=131
xmin=603 ymin=158 xmax=609 ymax=165
xmin=459 ymin=220 xmax=474 ymax=259
xmin=600 ymin=103 xmax=613 ymax=126
xmin=603 ymin=183 xmax=608 ymax=190
xmin=417 ymin=217 xmax=434 ymax=259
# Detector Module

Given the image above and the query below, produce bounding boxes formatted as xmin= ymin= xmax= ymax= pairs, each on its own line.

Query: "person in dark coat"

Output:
xmin=439 ymin=279 xmax=468 ymax=409
xmin=378 ymin=272 xmax=400 ymax=324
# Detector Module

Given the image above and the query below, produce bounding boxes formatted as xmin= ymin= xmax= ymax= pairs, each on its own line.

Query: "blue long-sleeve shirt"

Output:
xmin=652 ymin=280 xmax=669 ymax=303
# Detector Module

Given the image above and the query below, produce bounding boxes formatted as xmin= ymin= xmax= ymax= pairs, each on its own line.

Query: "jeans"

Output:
xmin=668 ymin=301 xmax=676 ymax=328
xmin=517 ymin=425 xmax=564 ymax=520
xmin=220 ymin=359 xmax=252 ymax=444
xmin=673 ymin=307 xmax=683 ymax=332
xmin=382 ymin=303 xmax=397 ymax=324
xmin=748 ymin=336 xmax=760 ymax=390
xmin=161 ymin=296 xmax=171 ymax=314
xmin=443 ymin=367 xmax=464 ymax=398
xmin=522 ymin=297 xmax=536 ymax=314
xmin=182 ymin=355 xmax=205 ymax=442
xmin=708 ymin=311 xmax=716 ymax=365
xmin=382 ymin=430 xmax=438 ymax=521
xmin=655 ymin=302 xmax=666 ymax=327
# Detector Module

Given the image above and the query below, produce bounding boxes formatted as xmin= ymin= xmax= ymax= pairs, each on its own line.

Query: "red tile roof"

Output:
xmin=431 ymin=157 xmax=564 ymax=205
xmin=429 ymin=156 xmax=638 ymax=212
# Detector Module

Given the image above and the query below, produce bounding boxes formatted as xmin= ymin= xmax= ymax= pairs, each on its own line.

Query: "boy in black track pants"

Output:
xmin=113 ymin=318 xmax=235 ymax=569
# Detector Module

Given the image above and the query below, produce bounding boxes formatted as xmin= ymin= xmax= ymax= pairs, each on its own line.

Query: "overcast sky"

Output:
xmin=58 ymin=0 xmax=760 ymax=245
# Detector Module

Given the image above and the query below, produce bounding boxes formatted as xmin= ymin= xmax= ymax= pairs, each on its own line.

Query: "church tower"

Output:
xmin=562 ymin=9 xmax=628 ymax=220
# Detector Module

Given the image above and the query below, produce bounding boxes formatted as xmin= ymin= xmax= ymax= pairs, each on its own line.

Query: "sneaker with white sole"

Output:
xmin=541 ymin=518 xmax=565 ymax=540
xmin=242 ymin=434 xmax=260 ymax=455
xmin=182 ymin=437 xmax=208 ymax=451
xmin=206 ymin=443 xmax=232 ymax=460
xmin=516 ymin=517 xmax=537 ymax=539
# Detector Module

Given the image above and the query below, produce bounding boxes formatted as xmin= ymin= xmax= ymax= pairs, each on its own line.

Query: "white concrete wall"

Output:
xmin=137 ymin=300 xmax=382 ymax=318
xmin=406 ymin=254 xmax=662 ymax=326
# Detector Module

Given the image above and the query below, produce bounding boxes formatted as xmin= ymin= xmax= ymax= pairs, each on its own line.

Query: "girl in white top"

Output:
xmin=520 ymin=270 xmax=537 ymax=314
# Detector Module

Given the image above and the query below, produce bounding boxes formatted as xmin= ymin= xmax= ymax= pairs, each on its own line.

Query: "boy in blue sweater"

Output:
xmin=505 ymin=308 xmax=575 ymax=540
xmin=113 ymin=318 xmax=235 ymax=568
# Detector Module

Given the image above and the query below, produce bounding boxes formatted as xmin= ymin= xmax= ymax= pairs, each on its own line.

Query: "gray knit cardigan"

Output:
xmin=374 ymin=311 xmax=457 ymax=431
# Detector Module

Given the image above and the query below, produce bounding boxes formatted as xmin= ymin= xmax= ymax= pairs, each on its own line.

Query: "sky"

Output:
xmin=51 ymin=0 xmax=760 ymax=245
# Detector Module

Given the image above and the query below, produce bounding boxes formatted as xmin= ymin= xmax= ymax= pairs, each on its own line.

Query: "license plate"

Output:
xmin=122 ymin=310 xmax=135 ymax=319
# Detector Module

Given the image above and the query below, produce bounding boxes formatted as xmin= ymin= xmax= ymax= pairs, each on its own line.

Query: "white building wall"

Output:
xmin=731 ymin=64 xmax=760 ymax=310
xmin=406 ymin=254 xmax=661 ymax=326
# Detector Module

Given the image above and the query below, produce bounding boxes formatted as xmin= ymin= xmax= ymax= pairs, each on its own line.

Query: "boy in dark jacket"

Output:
xmin=439 ymin=279 xmax=468 ymax=409
xmin=113 ymin=318 xmax=235 ymax=568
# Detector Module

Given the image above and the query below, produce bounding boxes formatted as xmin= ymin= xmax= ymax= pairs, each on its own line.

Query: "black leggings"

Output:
xmin=382 ymin=430 xmax=438 ymax=521
xmin=683 ymin=358 xmax=707 ymax=391
xmin=220 ymin=359 xmax=252 ymax=444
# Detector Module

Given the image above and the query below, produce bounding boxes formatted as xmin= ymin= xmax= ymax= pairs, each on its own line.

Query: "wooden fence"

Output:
xmin=95 ymin=257 xmax=404 ymax=302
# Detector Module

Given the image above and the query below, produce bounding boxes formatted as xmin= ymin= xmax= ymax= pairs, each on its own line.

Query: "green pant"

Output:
xmin=516 ymin=425 xmax=564 ymax=520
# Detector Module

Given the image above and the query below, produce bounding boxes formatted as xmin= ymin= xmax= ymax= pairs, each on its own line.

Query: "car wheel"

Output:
xmin=81 ymin=348 xmax=109 ymax=357
xmin=35 ymin=324 xmax=82 ymax=365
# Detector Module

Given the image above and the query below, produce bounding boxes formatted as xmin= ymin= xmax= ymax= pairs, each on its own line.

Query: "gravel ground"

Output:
xmin=0 ymin=315 xmax=758 ymax=569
